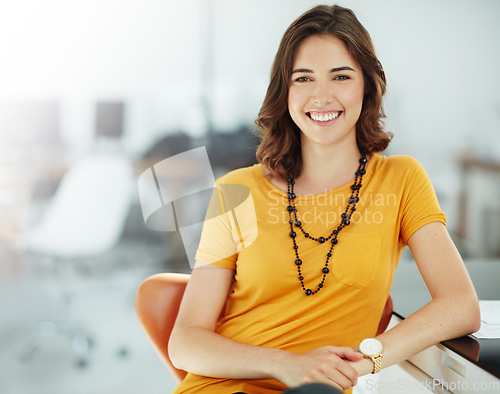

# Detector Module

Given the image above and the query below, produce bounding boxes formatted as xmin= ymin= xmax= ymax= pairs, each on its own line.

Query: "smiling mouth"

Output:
xmin=307 ymin=111 xmax=342 ymax=122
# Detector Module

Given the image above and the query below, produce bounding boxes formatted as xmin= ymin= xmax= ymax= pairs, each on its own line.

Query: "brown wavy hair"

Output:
xmin=255 ymin=4 xmax=392 ymax=179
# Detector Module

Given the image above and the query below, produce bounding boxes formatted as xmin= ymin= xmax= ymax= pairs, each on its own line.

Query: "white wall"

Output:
xmin=1 ymin=0 xmax=499 ymax=152
xmin=0 ymin=0 xmax=206 ymax=153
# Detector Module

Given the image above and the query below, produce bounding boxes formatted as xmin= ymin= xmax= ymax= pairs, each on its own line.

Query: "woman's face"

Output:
xmin=288 ymin=34 xmax=365 ymax=149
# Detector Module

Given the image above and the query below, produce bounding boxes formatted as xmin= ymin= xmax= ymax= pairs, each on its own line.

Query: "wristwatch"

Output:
xmin=359 ymin=338 xmax=383 ymax=374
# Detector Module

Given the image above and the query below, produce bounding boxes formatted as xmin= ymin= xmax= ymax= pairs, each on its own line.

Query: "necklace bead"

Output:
xmin=287 ymin=151 xmax=367 ymax=296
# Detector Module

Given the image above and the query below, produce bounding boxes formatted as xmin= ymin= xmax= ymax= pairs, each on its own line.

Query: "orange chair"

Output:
xmin=135 ymin=273 xmax=394 ymax=383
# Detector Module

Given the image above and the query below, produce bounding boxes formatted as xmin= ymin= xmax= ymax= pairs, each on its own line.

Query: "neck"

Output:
xmin=295 ymin=141 xmax=363 ymax=195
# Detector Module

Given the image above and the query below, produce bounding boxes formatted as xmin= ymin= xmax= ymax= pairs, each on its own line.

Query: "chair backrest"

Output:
xmin=135 ymin=273 xmax=393 ymax=383
xmin=26 ymin=153 xmax=132 ymax=258
xmin=376 ymin=293 xmax=393 ymax=336
xmin=135 ymin=273 xmax=189 ymax=382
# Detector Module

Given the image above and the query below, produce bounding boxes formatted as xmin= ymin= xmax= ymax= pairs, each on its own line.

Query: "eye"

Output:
xmin=295 ymin=76 xmax=311 ymax=82
xmin=334 ymin=75 xmax=350 ymax=81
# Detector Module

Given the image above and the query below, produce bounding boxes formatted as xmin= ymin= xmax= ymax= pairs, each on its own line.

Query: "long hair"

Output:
xmin=255 ymin=4 xmax=392 ymax=179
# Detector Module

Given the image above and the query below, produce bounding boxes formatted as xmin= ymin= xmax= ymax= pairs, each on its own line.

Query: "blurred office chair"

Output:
xmin=23 ymin=152 xmax=133 ymax=366
xmin=135 ymin=273 xmax=394 ymax=383
xmin=135 ymin=273 xmax=189 ymax=382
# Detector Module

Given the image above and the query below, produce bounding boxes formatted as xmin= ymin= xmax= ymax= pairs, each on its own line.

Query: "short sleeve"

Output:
xmin=195 ymin=181 xmax=258 ymax=269
xmin=399 ymin=158 xmax=446 ymax=244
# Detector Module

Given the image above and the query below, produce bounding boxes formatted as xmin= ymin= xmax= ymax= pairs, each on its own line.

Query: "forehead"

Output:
xmin=292 ymin=34 xmax=358 ymax=68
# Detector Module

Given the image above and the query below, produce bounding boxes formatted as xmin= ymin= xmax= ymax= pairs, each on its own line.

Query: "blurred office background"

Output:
xmin=0 ymin=0 xmax=499 ymax=393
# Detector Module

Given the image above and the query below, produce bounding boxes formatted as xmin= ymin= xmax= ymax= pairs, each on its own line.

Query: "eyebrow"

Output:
xmin=291 ymin=66 xmax=356 ymax=74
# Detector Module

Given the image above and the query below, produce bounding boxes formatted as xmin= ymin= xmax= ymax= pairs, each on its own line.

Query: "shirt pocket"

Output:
xmin=330 ymin=232 xmax=381 ymax=288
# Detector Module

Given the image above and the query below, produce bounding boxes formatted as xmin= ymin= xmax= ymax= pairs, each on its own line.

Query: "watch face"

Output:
xmin=360 ymin=338 xmax=383 ymax=357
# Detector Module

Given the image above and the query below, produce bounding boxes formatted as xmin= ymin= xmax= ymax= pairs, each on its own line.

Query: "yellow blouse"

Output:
xmin=173 ymin=154 xmax=446 ymax=394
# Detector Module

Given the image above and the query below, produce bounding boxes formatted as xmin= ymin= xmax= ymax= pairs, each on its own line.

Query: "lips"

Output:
xmin=306 ymin=111 xmax=342 ymax=122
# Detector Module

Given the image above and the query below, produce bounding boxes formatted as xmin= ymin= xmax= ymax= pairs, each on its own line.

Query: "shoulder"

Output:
xmin=374 ymin=153 xmax=421 ymax=168
xmin=369 ymin=154 xmax=434 ymax=196
xmin=372 ymin=154 xmax=426 ymax=177
xmin=385 ymin=154 xmax=422 ymax=168
xmin=216 ymin=164 xmax=264 ymax=186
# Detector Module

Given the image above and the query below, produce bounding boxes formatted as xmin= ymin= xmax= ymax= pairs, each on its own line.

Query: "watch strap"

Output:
xmin=371 ymin=353 xmax=383 ymax=374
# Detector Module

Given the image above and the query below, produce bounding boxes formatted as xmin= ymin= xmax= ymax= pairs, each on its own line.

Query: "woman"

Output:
xmin=169 ymin=4 xmax=480 ymax=393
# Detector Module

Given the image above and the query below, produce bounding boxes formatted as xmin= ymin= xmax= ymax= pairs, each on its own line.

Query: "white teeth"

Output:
xmin=310 ymin=112 xmax=340 ymax=121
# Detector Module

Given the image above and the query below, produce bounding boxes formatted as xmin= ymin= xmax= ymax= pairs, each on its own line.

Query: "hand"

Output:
xmin=274 ymin=346 xmax=364 ymax=392
xmin=347 ymin=356 xmax=375 ymax=377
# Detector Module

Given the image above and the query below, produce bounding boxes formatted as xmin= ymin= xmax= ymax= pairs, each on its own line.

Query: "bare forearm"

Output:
xmin=351 ymin=295 xmax=480 ymax=376
xmin=350 ymin=223 xmax=481 ymax=376
xmin=170 ymin=327 xmax=364 ymax=391
xmin=169 ymin=326 xmax=289 ymax=379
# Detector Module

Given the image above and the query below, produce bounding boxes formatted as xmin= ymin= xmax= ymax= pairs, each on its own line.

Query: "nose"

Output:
xmin=312 ymin=81 xmax=334 ymax=106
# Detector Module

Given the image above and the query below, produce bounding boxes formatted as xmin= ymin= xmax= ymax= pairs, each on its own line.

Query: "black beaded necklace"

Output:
xmin=286 ymin=151 xmax=368 ymax=296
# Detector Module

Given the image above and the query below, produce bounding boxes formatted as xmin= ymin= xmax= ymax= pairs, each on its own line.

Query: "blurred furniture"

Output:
xmin=142 ymin=132 xmax=192 ymax=160
xmin=140 ymin=127 xmax=259 ymax=174
xmin=95 ymin=101 xmax=125 ymax=139
xmin=206 ymin=126 xmax=259 ymax=170
xmin=387 ymin=313 xmax=500 ymax=392
xmin=135 ymin=273 xmax=189 ymax=382
xmin=457 ymin=154 xmax=500 ymax=258
xmin=23 ymin=152 xmax=133 ymax=366
xmin=135 ymin=273 xmax=394 ymax=383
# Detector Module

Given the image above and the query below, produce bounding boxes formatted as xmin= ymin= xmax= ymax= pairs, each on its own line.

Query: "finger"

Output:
xmin=309 ymin=351 xmax=358 ymax=389
xmin=331 ymin=346 xmax=364 ymax=360
xmin=320 ymin=347 xmax=361 ymax=385
xmin=325 ymin=369 xmax=355 ymax=392
xmin=327 ymin=356 xmax=359 ymax=386
xmin=343 ymin=352 xmax=364 ymax=361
